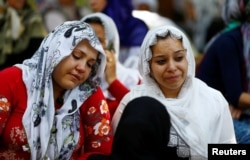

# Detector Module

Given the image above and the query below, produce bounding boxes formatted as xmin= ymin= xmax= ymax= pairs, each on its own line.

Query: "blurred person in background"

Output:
xmin=197 ymin=0 xmax=250 ymax=144
xmin=82 ymin=12 xmax=142 ymax=118
xmin=40 ymin=0 xmax=83 ymax=32
xmin=172 ymin=0 xmax=223 ymax=54
xmin=132 ymin=0 xmax=178 ymax=29
xmin=0 ymin=0 xmax=47 ymax=70
xmin=132 ymin=0 xmax=158 ymax=12
xmin=88 ymin=0 xmax=148 ymax=69
xmin=132 ymin=0 xmax=203 ymax=67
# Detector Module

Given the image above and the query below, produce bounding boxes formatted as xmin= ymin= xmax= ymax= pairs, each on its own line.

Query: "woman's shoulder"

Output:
xmin=211 ymin=27 xmax=242 ymax=46
xmin=195 ymin=78 xmax=226 ymax=101
xmin=85 ymin=87 xmax=105 ymax=102
xmin=0 ymin=66 xmax=25 ymax=102
xmin=0 ymin=66 xmax=24 ymax=92
xmin=0 ymin=66 xmax=22 ymax=79
xmin=121 ymin=84 xmax=159 ymax=102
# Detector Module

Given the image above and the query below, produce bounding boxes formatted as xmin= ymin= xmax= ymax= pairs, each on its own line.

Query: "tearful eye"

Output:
xmin=175 ymin=56 xmax=184 ymax=62
xmin=156 ymin=59 xmax=166 ymax=65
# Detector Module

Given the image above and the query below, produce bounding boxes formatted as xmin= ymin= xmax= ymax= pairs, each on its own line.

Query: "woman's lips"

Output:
xmin=70 ymin=73 xmax=81 ymax=81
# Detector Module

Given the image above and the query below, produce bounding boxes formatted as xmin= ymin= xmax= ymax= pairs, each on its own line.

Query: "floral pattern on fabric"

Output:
xmin=0 ymin=64 xmax=113 ymax=159
xmin=0 ymin=96 xmax=11 ymax=134
xmin=0 ymin=150 xmax=25 ymax=160
xmin=9 ymin=127 xmax=26 ymax=150
xmin=0 ymin=97 xmax=10 ymax=112
xmin=85 ymin=99 xmax=111 ymax=150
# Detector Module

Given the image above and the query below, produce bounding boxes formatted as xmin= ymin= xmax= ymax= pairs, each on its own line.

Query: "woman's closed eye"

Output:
xmin=72 ymin=50 xmax=97 ymax=68
xmin=87 ymin=61 xmax=96 ymax=68
xmin=72 ymin=50 xmax=82 ymax=59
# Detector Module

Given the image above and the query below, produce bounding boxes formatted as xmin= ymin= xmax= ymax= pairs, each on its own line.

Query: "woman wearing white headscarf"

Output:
xmin=0 ymin=20 xmax=113 ymax=159
xmin=111 ymin=25 xmax=236 ymax=159
xmin=82 ymin=12 xmax=142 ymax=117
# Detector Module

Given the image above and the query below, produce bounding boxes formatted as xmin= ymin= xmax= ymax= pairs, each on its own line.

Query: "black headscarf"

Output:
xmin=88 ymin=96 xmax=171 ymax=160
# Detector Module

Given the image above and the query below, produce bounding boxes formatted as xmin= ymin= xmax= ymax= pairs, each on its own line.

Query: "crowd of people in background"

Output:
xmin=0 ymin=0 xmax=47 ymax=70
xmin=0 ymin=0 xmax=249 ymax=159
xmin=197 ymin=0 xmax=250 ymax=144
xmin=0 ymin=0 xmax=226 ymax=68
xmin=81 ymin=12 xmax=142 ymax=117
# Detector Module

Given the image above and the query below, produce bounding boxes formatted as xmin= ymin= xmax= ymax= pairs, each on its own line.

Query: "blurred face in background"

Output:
xmin=136 ymin=3 xmax=151 ymax=11
xmin=7 ymin=0 xmax=26 ymax=10
xmin=184 ymin=0 xmax=196 ymax=21
xmin=88 ymin=22 xmax=106 ymax=49
xmin=59 ymin=0 xmax=74 ymax=6
xmin=89 ymin=0 xmax=107 ymax=12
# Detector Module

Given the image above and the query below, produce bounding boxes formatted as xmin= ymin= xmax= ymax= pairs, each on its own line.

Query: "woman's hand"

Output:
xmin=229 ymin=104 xmax=244 ymax=119
xmin=105 ymin=50 xmax=117 ymax=84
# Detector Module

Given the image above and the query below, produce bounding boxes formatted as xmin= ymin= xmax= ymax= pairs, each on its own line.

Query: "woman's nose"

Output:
xmin=167 ymin=59 xmax=177 ymax=71
xmin=76 ymin=62 xmax=87 ymax=73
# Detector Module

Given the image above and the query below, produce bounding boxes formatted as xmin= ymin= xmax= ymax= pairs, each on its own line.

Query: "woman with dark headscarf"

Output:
xmin=88 ymin=96 xmax=171 ymax=160
xmin=197 ymin=0 xmax=250 ymax=144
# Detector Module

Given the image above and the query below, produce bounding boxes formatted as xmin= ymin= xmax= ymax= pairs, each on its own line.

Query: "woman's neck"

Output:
xmin=53 ymin=83 xmax=66 ymax=104
xmin=161 ymin=88 xmax=180 ymax=98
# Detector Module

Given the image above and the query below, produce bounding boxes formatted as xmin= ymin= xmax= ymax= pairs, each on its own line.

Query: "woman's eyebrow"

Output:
xmin=152 ymin=54 xmax=165 ymax=58
xmin=152 ymin=49 xmax=186 ymax=57
xmin=174 ymin=49 xmax=187 ymax=53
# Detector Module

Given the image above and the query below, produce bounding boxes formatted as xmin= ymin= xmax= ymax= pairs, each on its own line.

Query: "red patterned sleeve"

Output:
xmin=0 ymin=67 xmax=15 ymax=135
xmin=79 ymin=87 xmax=113 ymax=159
xmin=0 ymin=67 xmax=31 ymax=159
xmin=108 ymin=79 xmax=129 ymax=102
xmin=0 ymin=96 xmax=11 ymax=134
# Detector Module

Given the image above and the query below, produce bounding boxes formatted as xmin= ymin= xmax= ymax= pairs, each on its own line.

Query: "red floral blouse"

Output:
xmin=0 ymin=67 xmax=113 ymax=160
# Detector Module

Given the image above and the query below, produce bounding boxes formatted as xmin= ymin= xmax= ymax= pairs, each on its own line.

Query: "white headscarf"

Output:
xmin=112 ymin=25 xmax=236 ymax=159
xmin=16 ymin=21 xmax=106 ymax=159
xmin=81 ymin=13 xmax=141 ymax=99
